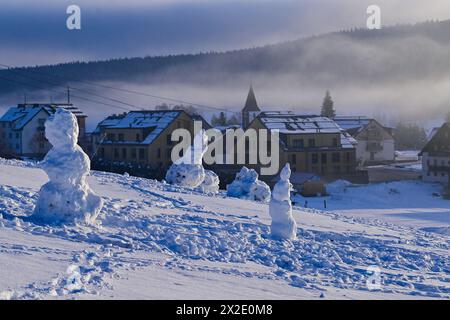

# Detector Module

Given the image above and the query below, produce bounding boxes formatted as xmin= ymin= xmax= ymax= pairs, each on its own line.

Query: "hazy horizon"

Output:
xmin=2 ymin=0 xmax=450 ymax=67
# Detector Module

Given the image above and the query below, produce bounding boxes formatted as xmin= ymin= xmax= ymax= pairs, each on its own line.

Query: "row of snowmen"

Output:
xmin=32 ymin=110 xmax=296 ymax=240
xmin=165 ymin=131 xmax=297 ymax=241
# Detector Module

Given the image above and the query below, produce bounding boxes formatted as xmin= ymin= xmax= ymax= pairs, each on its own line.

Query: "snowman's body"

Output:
xmin=269 ymin=164 xmax=297 ymax=240
xmin=33 ymin=109 xmax=103 ymax=224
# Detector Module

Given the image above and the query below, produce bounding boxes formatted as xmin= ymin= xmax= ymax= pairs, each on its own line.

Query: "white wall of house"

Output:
xmin=422 ymin=153 xmax=450 ymax=184
xmin=354 ymin=120 xmax=395 ymax=163
xmin=21 ymin=109 xmax=52 ymax=156
xmin=356 ymin=139 xmax=395 ymax=162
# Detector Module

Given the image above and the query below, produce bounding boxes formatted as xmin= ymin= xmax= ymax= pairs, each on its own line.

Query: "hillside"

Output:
xmin=1 ymin=20 xmax=450 ymax=94
xmin=1 ymin=158 xmax=450 ymax=299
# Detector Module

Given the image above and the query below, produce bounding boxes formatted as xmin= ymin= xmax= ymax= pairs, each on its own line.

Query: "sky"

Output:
xmin=1 ymin=0 xmax=450 ymax=129
xmin=2 ymin=0 xmax=450 ymax=66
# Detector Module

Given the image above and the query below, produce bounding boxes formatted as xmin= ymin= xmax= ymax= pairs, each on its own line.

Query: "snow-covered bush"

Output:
xmin=32 ymin=109 xmax=103 ymax=225
xmin=166 ymin=163 xmax=205 ymax=188
xmin=196 ymin=170 xmax=220 ymax=194
xmin=269 ymin=164 xmax=297 ymax=240
xmin=226 ymin=167 xmax=271 ymax=202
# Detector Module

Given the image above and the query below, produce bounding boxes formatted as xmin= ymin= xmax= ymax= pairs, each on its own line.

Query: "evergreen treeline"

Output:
xmin=1 ymin=20 xmax=450 ymax=96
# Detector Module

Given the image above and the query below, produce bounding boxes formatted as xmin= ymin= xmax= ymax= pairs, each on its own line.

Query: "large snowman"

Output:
xmin=33 ymin=108 xmax=103 ymax=225
xmin=269 ymin=163 xmax=297 ymax=240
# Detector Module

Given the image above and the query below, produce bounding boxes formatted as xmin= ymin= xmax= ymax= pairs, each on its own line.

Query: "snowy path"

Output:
xmin=0 ymin=159 xmax=449 ymax=299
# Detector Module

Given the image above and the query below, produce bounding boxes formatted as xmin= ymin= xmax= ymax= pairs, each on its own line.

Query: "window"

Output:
xmin=107 ymin=133 xmax=116 ymax=142
xmin=114 ymin=148 xmax=119 ymax=159
xmin=308 ymin=139 xmax=315 ymax=148
xmin=118 ymin=133 xmax=124 ymax=142
xmin=293 ymin=139 xmax=304 ymax=148
xmin=136 ymin=134 xmax=141 ymax=142
xmin=15 ymin=133 xmax=20 ymax=139
xmin=334 ymin=166 xmax=341 ymax=173
xmin=290 ymin=154 xmax=297 ymax=164
xmin=312 ymin=153 xmax=319 ymax=164
xmin=139 ymin=149 xmax=145 ymax=160
xmin=131 ymin=148 xmax=137 ymax=159
xmin=332 ymin=153 xmax=341 ymax=163
xmin=122 ymin=148 xmax=127 ymax=159
xmin=99 ymin=148 xmax=105 ymax=158
xmin=346 ymin=152 xmax=351 ymax=163
xmin=321 ymin=153 xmax=327 ymax=164
xmin=332 ymin=138 xmax=338 ymax=147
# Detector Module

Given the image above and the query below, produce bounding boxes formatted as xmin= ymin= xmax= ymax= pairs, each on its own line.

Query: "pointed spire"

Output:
xmin=243 ymin=85 xmax=260 ymax=112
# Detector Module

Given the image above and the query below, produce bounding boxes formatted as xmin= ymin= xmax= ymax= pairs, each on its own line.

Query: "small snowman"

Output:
xmin=166 ymin=130 xmax=213 ymax=189
xmin=269 ymin=163 xmax=297 ymax=240
xmin=33 ymin=108 xmax=103 ymax=224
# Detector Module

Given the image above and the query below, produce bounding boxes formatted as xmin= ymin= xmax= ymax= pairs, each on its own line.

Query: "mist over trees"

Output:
xmin=210 ymin=112 xmax=240 ymax=127
xmin=155 ymin=103 xmax=200 ymax=116
xmin=394 ymin=122 xmax=428 ymax=151
xmin=2 ymin=20 xmax=450 ymax=96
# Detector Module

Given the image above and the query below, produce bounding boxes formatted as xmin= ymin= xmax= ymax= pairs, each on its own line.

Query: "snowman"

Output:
xmin=33 ymin=108 xmax=103 ymax=224
xmin=269 ymin=163 xmax=297 ymax=240
xmin=166 ymin=129 xmax=216 ymax=190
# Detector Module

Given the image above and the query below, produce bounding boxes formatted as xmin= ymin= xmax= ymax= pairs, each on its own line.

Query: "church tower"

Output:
xmin=242 ymin=85 xmax=261 ymax=128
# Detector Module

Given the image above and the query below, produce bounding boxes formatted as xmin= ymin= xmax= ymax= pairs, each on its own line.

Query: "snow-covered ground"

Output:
xmin=0 ymin=158 xmax=449 ymax=300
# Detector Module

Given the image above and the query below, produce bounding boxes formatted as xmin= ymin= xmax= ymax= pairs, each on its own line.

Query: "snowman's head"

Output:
xmin=280 ymin=163 xmax=291 ymax=181
xmin=45 ymin=108 xmax=79 ymax=149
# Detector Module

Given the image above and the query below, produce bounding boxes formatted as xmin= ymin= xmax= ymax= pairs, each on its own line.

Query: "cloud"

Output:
xmin=2 ymin=0 xmax=450 ymax=66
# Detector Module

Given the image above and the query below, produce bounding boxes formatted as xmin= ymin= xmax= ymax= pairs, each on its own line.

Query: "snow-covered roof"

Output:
xmin=258 ymin=111 xmax=344 ymax=134
xmin=0 ymin=104 xmax=86 ymax=130
xmin=98 ymin=111 xmax=182 ymax=145
xmin=333 ymin=116 xmax=372 ymax=131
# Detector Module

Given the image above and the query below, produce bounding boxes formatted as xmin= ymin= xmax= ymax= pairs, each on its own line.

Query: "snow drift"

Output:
xmin=227 ymin=167 xmax=271 ymax=202
xmin=269 ymin=164 xmax=297 ymax=240
xmin=32 ymin=109 xmax=103 ymax=225
xmin=196 ymin=170 xmax=220 ymax=194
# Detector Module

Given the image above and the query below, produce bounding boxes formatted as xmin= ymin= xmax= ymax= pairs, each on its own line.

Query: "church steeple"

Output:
xmin=242 ymin=85 xmax=261 ymax=128
xmin=243 ymin=85 xmax=259 ymax=112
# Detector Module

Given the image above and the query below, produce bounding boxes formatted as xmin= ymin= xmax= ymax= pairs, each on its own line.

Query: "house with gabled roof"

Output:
xmin=246 ymin=111 xmax=358 ymax=179
xmin=0 ymin=103 xmax=87 ymax=158
xmin=94 ymin=110 xmax=199 ymax=170
xmin=334 ymin=116 xmax=395 ymax=164
xmin=419 ymin=122 xmax=450 ymax=185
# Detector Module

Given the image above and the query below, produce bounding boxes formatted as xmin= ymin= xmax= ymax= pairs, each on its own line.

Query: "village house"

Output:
xmin=334 ymin=116 xmax=395 ymax=164
xmin=93 ymin=110 xmax=198 ymax=171
xmin=247 ymin=111 xmax=358 ymax=177
xmin=419 ymin=122 xmax=450 ymax=186
xmin=0 ymin=103 xmax=87 ymax=158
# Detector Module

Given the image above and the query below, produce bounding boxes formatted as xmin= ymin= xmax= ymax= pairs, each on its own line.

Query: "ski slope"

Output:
xmin=0 ymin=158 xmax=449 ymax=299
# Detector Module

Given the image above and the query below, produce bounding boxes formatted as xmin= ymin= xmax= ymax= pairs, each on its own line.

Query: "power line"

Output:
xmin=0 ymin=62 xmax=241 ymax=114
xmin=0 ymin=64 xmax=141 ymax=110
xmin=0 ymin=75 xmax=133 ymax=112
